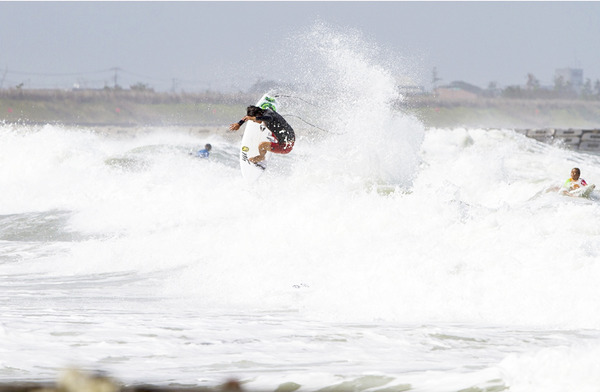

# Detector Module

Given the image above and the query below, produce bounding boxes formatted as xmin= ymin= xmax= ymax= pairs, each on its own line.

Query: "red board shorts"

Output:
xmin=270 ymin=139 xmax=295 ymax=154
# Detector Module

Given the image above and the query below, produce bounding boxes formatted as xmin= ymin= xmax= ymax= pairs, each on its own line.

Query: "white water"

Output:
xmin=3 ymin=23 xmax=600 ymax=392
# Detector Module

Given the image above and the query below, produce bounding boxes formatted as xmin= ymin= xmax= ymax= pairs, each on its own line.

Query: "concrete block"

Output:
xmin=527 ymin=129 xmax=555 ymax=137
xmin=579 ymin=141 xmax=600 ymax=151
xmin=581 ymin=131 xmax=600 ymax=141
xmin=555 ymin=129 xmax=583 ymax=137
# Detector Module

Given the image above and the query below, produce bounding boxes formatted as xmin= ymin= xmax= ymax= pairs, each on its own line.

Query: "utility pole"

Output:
xmin=432 ymin=67 xmax=442 ymax=91
xmin=171 ymin=78 xmax=180 ymax=93
xmin=111 ymin=67 xmax=121 ymax=89
xmin=0 ymin=67 xmax=7 ymax=90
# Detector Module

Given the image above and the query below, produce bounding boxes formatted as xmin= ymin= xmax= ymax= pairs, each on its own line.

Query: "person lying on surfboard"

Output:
xmin=190 ymin=143 xmax=211 ymax=158
xmin=560 ymin=167 xmax=588 ymax=195
xmin=229 ymin=105 xmax=295 ymax=163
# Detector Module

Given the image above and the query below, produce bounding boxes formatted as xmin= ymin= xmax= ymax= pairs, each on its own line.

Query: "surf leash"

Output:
xmin=280 ymin=114 xmax=345 ymax=135
xmin=274 ymin=94 xmax=346 ymax=135
xmin=273 ymin=94 xmax=320 ymax=108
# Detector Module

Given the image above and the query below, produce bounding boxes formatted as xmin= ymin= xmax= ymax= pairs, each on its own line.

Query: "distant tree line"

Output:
xmin=499 ymin=73 xmax=600 ymax=100
xmin=0 ymin=85 xmax=255 ymax=105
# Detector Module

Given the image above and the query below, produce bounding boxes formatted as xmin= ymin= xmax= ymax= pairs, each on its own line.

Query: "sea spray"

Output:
xmin=270 ymin=22 xmax=425 ymax=187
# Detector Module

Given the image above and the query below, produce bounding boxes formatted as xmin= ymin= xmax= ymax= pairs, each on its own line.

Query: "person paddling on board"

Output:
xmin=229 ymin=105 xmax=295 ymax=163
xmin=191 ymin=143 xmax=211 ymax=158
xmin=560 ymin=167 xmax=588 ymax=195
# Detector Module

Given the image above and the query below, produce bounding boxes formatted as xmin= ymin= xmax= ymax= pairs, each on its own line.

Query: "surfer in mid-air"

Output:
xmin=229 ymin=105 xmax=295 ymax=163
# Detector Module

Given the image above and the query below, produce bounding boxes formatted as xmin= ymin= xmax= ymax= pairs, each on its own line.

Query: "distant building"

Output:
xmin=434 ymin=81 xmax=483 ymax=100
xmin=397 ymin=85 xmax=426 ymax=96
xmin=555 ymin=68 xmax=583 ymax=93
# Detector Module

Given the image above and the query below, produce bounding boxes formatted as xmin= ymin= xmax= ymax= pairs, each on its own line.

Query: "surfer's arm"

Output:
xmin=229 ymin=119 xmax=246 ymax=131
xmin=230 ymin=116 xmax=263 ymax=131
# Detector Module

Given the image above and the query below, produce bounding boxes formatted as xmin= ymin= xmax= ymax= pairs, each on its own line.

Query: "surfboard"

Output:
xmin=239 ymin=94 xmax=279 ymax=182
xmin=569 ymin=184 xmax=595 ymax=198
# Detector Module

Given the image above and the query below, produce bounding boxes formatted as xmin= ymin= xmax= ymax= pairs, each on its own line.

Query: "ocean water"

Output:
xmin=3 ymin=24 xmax=600 ymax=392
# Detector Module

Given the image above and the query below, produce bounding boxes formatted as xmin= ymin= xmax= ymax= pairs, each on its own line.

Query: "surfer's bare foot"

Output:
xmin=249 ymin=155 xmax=265 ymax=163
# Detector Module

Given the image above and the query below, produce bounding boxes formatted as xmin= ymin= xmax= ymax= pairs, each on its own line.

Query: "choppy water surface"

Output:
xmin=3 ymin=23 xmax=600 ymax=392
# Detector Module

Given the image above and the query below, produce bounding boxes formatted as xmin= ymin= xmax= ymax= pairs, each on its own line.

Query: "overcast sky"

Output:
xmin=1 ymin=1 xmax=599 ymax=92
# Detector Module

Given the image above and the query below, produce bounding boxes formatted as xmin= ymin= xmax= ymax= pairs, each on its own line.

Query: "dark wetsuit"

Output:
xmin=257 ymin=109 xmax=295 ymax=148
xmin=239 ymin=109 xmax=295 ymax=153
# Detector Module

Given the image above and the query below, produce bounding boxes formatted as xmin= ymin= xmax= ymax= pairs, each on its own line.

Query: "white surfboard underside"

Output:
xmin=239 ymin=94 xmax=279 ymax=182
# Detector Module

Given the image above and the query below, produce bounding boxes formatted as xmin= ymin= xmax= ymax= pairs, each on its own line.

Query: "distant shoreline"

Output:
xmin=1 ymin=89 xmax=600 ymax=129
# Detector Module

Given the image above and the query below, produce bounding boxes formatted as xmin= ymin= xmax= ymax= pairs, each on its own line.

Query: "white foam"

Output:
xmin=2 ymin=23 xmax=600 ymax=390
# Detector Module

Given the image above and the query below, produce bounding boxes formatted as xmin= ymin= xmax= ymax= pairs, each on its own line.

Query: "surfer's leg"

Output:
xmin=270 ymin=140 xmax=295 ymax=155
xmin=249 ymin=142 xmax=272 ymax=163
